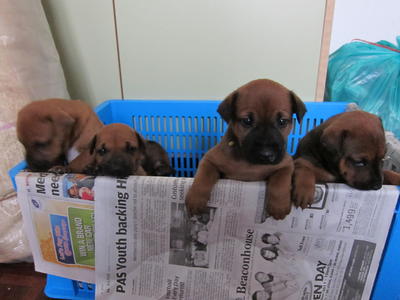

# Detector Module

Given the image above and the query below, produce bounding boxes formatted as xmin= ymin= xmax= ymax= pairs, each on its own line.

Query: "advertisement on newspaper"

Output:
xmin=94 ymin=176 xmax=398 ymax=300
xmin=16 ymin=172 xmax=96 ymax=283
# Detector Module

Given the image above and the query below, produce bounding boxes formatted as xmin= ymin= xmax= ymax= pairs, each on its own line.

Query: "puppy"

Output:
xmin=17 ymin=98 xmax=103 ymax=171
xmin=292 ymin=110 xmax=400 ymax=209
xmin=142 ymin=140 xmax=175 ymax=176
xmin=64 ymin=123 xmax=147 ymax=177
xmin=185 ymin=79 xmax=306 ymax=220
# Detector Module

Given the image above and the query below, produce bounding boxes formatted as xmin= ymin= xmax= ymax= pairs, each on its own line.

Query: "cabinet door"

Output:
xmin=42 ymin=0 xmax=121 ymax=106
xmin=115 ymin=0 xmax=326 ymax=101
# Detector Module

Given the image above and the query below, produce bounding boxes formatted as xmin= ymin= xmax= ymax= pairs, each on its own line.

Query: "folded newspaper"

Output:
xmin=16 ymin=172 xmax=95 ymax=283
xmin=16 ymin=172 xmax=399 ymax=300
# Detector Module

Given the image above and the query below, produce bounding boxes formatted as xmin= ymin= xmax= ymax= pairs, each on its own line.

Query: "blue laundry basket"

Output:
xmin=9 ymin=100 xmax=399 ymax=299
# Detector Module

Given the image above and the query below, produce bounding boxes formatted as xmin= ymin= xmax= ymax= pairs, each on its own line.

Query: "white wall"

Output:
xmin=116 ymin=0 xmax=326 ymax=102
xmin=330 ymin=0 xmax=400 ymax=53
xmin=42 ymin=0 xmax=122 ymax=106
xmin=42 ymin=0 xmax=328 ymax=105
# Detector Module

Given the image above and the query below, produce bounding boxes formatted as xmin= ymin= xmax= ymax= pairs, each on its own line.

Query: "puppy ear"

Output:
xmin=378 ymin=117 xmax=385 ymax=131
xmin=49 ymin=109 xmax=75 ymax=128
xmin=89 ymin=135 xmax=97 ymax=155
xmin=218 ymin=91 xmax=238 ymax=123
xmin=135 ymin=132 xmax=146 ymax=154
xmin=290 ymin=91 xmax=307 ymax=124
xmin=320 ymin=125 xmax=348 ymax=154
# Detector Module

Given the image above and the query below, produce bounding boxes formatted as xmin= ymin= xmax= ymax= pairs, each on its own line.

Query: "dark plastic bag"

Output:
xmin=325 ymin=37 xmax=400 ymax=137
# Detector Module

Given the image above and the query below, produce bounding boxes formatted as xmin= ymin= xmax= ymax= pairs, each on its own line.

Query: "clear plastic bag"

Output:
xmin=325 ymin=37 xmax=400 ymax=137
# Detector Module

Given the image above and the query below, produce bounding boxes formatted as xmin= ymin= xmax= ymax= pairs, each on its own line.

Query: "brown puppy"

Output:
xmin=64 ymin=123 xmax=147 ymax=177
xmin=185 ymin=79 xmax=306 ymax=219
xmin=142 ymin=140 xmax=175 ymax=176
xmin=17 ymin=99 xmax=103 ymax=171
xmin=293 ymin=110 xmax=400 ymax=209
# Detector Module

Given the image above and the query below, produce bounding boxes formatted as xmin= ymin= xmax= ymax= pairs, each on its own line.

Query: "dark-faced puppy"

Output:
xmin=293 ymin=110 xmax=400 ymax=209
xmin=66 ymin=123 xmax=147 ymax=177
xmin=185 ymin=79 xmax=306 ymax=219
xmin=17 ymin=99 xmax=103 ymax=171
xmin=142 ymin=140 xmax=175 ymax=176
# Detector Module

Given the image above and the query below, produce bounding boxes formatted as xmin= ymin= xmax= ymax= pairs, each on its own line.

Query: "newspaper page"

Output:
xmin=16 ymin=172 xmax=96 ymax=283
xmin=94 ymin=176 xmax=399 ymax=300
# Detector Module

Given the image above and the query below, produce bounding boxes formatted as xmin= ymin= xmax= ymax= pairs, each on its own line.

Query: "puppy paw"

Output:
xmin=48 ymin=165 xmax=70 ymax=174
xmin=292 ymin=183 xmax=315 ymax=209
xmin=266 ymin=198 xmax=291 ymax=220
xmin=185 ymin=190 xmax=209 ymax=216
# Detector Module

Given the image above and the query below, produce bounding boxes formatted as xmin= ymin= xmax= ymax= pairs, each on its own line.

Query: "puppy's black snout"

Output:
xmin=259 ymin=148 xmax=277 ymax=163
xmin=371 ymin=181 xmax=382 ymax=190
xmin=101 ymin=155 xmax=133 ymax=177
xmin=26 ymin=153 xmax=65 ymax=172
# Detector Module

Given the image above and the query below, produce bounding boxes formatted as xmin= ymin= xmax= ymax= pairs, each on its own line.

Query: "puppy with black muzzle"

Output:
xmin=63 ymin=123 xmax=147 ymax=177
xmin=17 ymin=99 xmax=103 ymax=171
xmin=185 ymin=79 xmax=306 ymax=220
xmin=292 ymin=110 xmax=400 ymax=209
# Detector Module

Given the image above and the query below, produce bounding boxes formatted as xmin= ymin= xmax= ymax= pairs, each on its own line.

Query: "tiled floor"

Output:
xmin=0 ymin=263 xmax=48 ymax=300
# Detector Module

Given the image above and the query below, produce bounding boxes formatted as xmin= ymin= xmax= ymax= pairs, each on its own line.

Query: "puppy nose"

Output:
xmin=260 ymin=148 xmax=276 ymax=163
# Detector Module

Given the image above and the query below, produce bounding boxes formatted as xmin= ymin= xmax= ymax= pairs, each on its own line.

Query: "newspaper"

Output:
xmin=16 ymin=172 xmax=96 ymax=283
xmin=94 ymin=176 xmax=399 ymax=300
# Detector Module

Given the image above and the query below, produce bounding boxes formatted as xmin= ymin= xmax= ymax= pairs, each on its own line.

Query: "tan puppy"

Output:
xmin=17 ymin=99 xmax=103 ymax=171
xmin=185 ymin=79 xmax=306 ymax=220
xmin=293 ymin=110 xmax=400 ymax=209
xmin=64 ymin=123 xmax=147 ymax=177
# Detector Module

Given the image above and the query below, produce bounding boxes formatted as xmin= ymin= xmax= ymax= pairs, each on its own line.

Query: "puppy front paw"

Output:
xmin=48 ymin=165 xmax=70 ymax=174
xmin=292 ymin=183 xmax=315 ymax=209
xmin=266 ymin=196 xmax=291 ymax=220
xmin=185 ymin=189 xmax=209 ymax=216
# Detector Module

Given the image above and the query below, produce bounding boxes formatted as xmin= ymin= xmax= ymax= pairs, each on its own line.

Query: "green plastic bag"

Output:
xmin=325 ymin=37 xmax=400 ymax=137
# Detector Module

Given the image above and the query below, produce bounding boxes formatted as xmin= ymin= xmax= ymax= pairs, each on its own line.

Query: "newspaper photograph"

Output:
xmin=16 ymin=172 xmax=96 ymax=283
xmin=94 ymin=176 xmax=399 ymax=300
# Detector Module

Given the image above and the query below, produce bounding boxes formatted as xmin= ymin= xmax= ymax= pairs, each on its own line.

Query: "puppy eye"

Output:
xmin=240 ymin=116 xmax=253 ymax=127
xmin=34 ymin=141 xmax=50 ymax=148
xmin=126 ymin=145 xmax=137 ymax=153
xmin=278 ymin=118 xmax=289 ymax=128
xmin=353 ymin=159 xmax=367 ymax=167
xmin=97 ymin=147 xmax=107 ymax=156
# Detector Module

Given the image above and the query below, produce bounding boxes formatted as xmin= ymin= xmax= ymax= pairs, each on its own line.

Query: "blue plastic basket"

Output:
xmin=9 ymin=100 xmax=399 ymax=299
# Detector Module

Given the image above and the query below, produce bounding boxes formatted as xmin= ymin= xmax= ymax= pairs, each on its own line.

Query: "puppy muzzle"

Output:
xmin=242 ymin=126 xmax=285 ymax=165
xmin=26 ymin=153 xmax=66 ymax=172
xmin=352 ymin=178 xmax=383 ymax=191
xmin=97 ymin=155 xmax=137 ymax=177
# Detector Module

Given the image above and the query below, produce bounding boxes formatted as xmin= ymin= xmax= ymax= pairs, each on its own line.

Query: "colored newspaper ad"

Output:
xmin=16 ymin=172 xmax=95 ymax=283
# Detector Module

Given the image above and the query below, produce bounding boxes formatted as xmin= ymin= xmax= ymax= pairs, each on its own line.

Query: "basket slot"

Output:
xmin=305 ymin=118 xmax=310 ymax=133
xmin=292 ymin=119 xmax=297 ymax=134
xmin=289 ymin=137 xmax=295 ymax=154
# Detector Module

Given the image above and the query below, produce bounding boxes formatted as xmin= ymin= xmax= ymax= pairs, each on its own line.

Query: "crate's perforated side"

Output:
xmin=132 ymin=113 xmax=226 ymax=177
xmin=45 ymin=275 xmax=95 ymax=299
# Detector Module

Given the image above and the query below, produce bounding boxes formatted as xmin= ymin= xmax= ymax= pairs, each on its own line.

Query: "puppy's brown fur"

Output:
xmin=293 ymin=110 xmax=400 ymax=208
xmin=65 ymin=123 xmax=147 ymax=177
xmin=142 ymin=141 xmax=175 ymax=176
xmin=186 ymin=79 xmax=306 ymax=219
xmin=17 ymin=99 xmax=103 ymax=171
